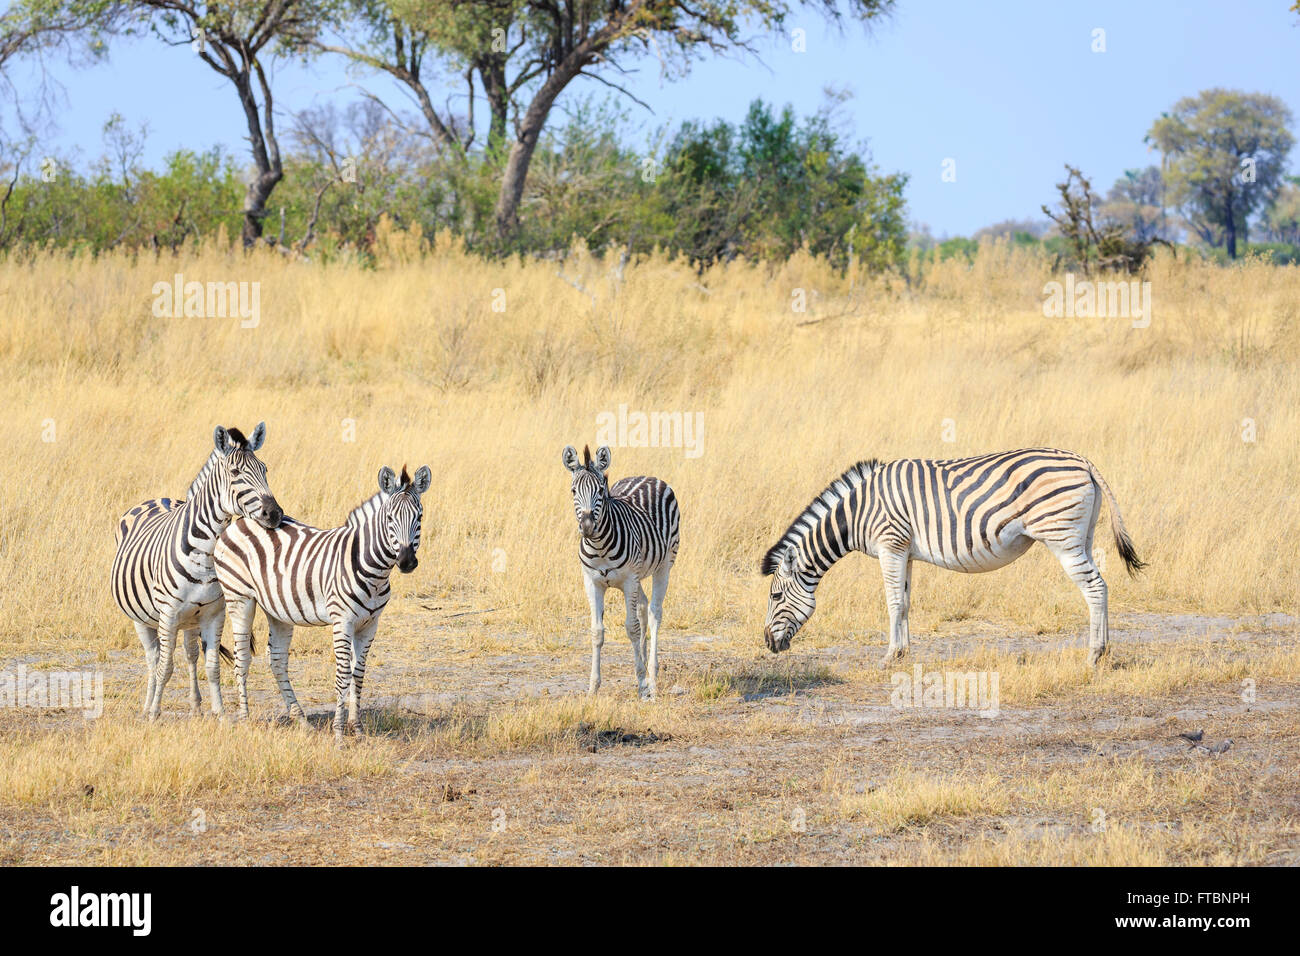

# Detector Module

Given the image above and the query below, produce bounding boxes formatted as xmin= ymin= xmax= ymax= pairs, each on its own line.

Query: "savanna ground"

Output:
xmin=0 ymin=233 xmax=1297 ymax=865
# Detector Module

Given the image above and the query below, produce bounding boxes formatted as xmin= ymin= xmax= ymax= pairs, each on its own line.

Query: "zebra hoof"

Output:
xmin=1088 ymin=646 xmax=1109 ymax=668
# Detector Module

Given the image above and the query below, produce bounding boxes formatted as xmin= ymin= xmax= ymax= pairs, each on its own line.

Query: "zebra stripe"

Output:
xmin=214 ymin=464 xmax=431 ymax=738
xmin=111 ymin=423 xmax=282 ymax=719
xmin=761 ymin=448 xmax=1144 ymax=666
xmin=562 ymin=444 xmax=681 ymax=699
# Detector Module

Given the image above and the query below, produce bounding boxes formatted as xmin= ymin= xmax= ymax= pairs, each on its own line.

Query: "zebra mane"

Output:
xmin=760 ymin=460 xmax=879 ymax=575
xmin=346 ymin=493 xmax=385 ymax=529
xmin=186 ymin=449 xmax=221 ymax=501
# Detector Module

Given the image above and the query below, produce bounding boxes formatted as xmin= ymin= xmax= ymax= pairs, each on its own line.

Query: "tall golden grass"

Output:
xmin=1 ymin=231 xmax=1297 ymax=654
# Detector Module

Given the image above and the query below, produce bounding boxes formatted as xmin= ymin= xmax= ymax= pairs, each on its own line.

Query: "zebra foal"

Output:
xmin=762 ymin=448 xmax=1145 ymax=666
xmin=214 ymin=465 xmax=431 ymax=739
xmin=111 ymin=423 xmax=283 ymax=719
xmin=562 ymin=444 xmax=680 ymax=699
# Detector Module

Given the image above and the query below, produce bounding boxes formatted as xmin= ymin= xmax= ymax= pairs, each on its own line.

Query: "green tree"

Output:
xmin=347 ymin=0 xmax=896 ymax=244
xmin=1147 ymin=89 xmax=1294 ymax=258
xmin=130 ymin=0 xmax=324 ymax=246
xmin=1101 ymin=166 xmax=1164 ymax=244
xmin=648 ymin=99 xmax=907 ymax=271
xmin=1260 ymin=175 xmax=1300 ymax=246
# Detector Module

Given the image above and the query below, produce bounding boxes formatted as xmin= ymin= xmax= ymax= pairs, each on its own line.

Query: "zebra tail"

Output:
xmin=1087 ymin=460 xmax=1147 ymax=577
xmin=217 ymin=640 xmax=256 ymax=661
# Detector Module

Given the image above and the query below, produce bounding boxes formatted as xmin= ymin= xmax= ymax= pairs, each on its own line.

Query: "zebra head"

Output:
xmin=377 ymin=465 xmax=431 ymax=573
xmin=562 ymin=444 xmax=611 ymax=539
xmin=761 ymin=544 xmax=817 ymax=653
xmin=214 ymin=423 xmax=282 ymax=530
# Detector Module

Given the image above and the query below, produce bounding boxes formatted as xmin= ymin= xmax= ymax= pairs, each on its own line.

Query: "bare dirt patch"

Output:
xmin=1 ymin=612 xmax=1297 ymax=865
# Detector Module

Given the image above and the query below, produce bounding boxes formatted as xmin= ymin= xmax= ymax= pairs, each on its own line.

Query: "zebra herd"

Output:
xmin=111 ymin=425 xmax=1144 ymax=738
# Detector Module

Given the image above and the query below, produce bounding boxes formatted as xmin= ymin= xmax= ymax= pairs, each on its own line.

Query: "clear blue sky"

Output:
xmin=15 ymin=0 xmax=1300 ymax=236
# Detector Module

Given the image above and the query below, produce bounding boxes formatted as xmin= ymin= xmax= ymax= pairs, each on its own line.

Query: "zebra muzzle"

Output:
xmin=258 ymin=496 xmax=283 ymax=529
xmin=397 ymin=546 xmax=418 ymax=573
xmin=764 ymin=627 xmax=791 ymax=654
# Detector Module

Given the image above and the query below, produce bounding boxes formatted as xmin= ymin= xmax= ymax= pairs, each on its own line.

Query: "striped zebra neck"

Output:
xmin=180 ymin=450 xmax=233 ymax=545
xmin=769 ymin=461 xmax=879 ymax=578
xmin=345 ymin=493 xmax=400 ymax=569
xmin=583 ymin=495 xmax=621 ymax=552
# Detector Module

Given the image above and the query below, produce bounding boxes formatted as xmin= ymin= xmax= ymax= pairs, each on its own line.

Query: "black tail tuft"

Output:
xmin=218 ymin=640 xmax=256 ymax=660
xmin=1115 ymin=530 xmax=1147 ymax=577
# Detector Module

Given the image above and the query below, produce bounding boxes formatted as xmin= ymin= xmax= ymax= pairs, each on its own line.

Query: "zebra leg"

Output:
xmin=647 ymin=566 xmax=671 ymax=694
xmin=182 ymin=628 xmax=203 ymax=714
xmin=331 ymin=621 xmax=354 ymax=741
xmin=622 ymin=580 xmax=651 ymax=700
xmin=585 ymin=575 xmax=606 ymax=695
xmin=878 ymin=550 xmax=912 ymax=666
xmin=348 ymin=618 xmax=380 ymax=736
xmin=636 ymin=583 xmax=649 ymax=662
xmin=199 ymin=611 xmax=225 ymax=716
xmin=1047 ymin=542 xmax=1109 ymax=666
xmin=226 ymin=595 xmax=256 ymax=721
xmin=266 ymin=618 xmax=303 ymax=724
xmin=148 ymin=610 xmax=180 ymax=720
xmin=133 ymin=622 xmax=159 ymax=718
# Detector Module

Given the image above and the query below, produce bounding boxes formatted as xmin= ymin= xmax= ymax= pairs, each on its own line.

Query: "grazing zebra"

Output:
xmin=562 ymin=444 xmax=681 ymax=699
xmin=761 ymin=448 xmax=1145 ymax=666
xmin=112 ymin=423 xmax=283 ymax=719
xmin=214 ymin=465 xmax=431 ymax=739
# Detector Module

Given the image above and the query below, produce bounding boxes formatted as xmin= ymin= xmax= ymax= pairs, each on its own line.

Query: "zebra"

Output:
xmin=761 ymin=448 xmax=1145 ymax=667
xmin=214 ymin=464 xmax=431 ymax=739
xmin=562 ymin=444 xmax=680 ymax=699
xmin=112 ymin=423 xmax=283 ymax=719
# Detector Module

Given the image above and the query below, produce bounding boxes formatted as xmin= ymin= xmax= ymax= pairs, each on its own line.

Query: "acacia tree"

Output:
xmin=1147 ymin=89 xmax=1294 ymax=258
xmin=121 ymin=0 xmax=317 ymax=246
xmin=300 ymin=0 xmax=467 ymax=152
xmin=305 ymin=0 xmax=539 ymax=155
xmin=318 ymin=0 xmax=893 ymax=244
xmin=485 ymin=0 xmax=895 ymax=242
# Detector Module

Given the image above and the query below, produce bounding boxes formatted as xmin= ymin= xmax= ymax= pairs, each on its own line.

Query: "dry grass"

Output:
xmin=0 ymin=238 xmax=1297 ymax=865
xmin=839 ymin=767 xmax=1010 ymax=829
xmin=0 ymin=717 xmax=396 ymax=808
xmin=1 ymin=240 xmax=1297 ymax=655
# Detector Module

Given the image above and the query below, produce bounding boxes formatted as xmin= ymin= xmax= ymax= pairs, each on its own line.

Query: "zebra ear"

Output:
xmin=412 ymin=465 xmax=432 ymax=496
xmin=780 ymin=545 xmax=798 ymax=573
xmin=214 ymin=425 xmax=232 ymax=456
xmin=594 ymin=445 xmax=612 ymax=473
xmin=248 ymin=422 xmax=266 ymax=451
xmin=378 ymin=466 xmax=400 ymax=495
xmin=561 ymin=446 xmax=581 ymax=472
